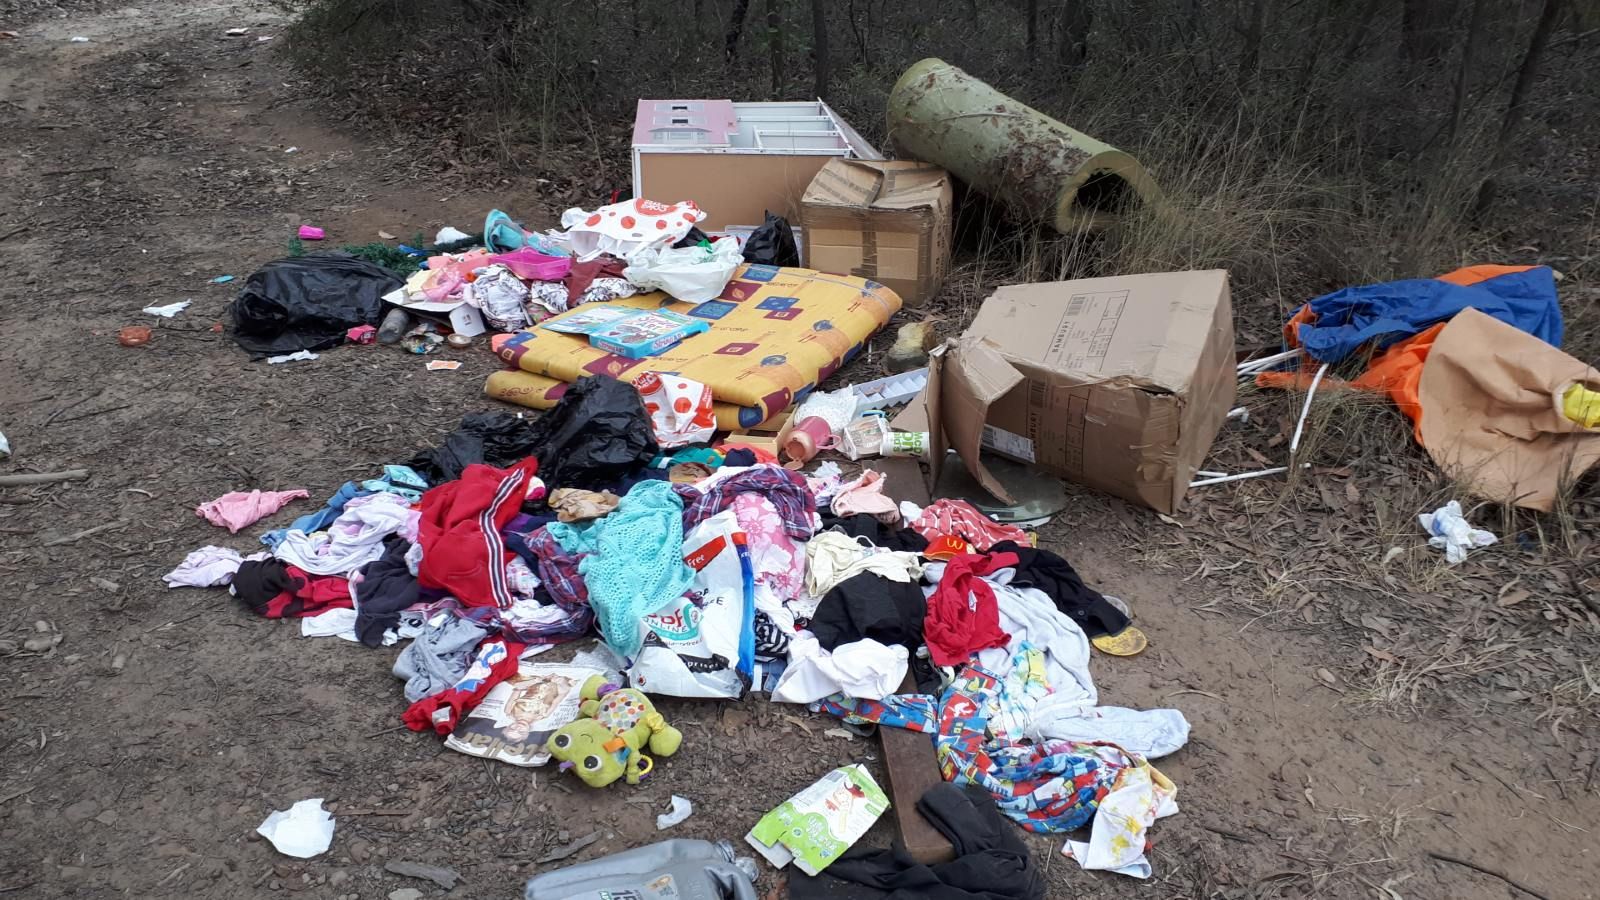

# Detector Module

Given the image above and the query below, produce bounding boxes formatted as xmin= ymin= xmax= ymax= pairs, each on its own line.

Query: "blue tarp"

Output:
xmin=1298 ymin=266 xmax=1562 ymax=363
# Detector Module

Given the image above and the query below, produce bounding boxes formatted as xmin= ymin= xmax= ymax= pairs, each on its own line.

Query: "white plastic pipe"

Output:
xmin=1189 ymin=465 xmax=1302 ymax=487
xmin=1236 ymin=349 xmax=1302 ymax=375
xmin=1288 ymin=363 xmax=1330 ymax=456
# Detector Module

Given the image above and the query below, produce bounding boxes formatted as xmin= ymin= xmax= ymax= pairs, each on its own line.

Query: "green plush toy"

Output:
xmin=546 ymin=675 xmax=683 ymax=787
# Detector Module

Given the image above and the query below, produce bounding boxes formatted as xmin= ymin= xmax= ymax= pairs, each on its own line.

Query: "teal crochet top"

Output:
xmin=545 ymin=479 xmax=694 ymax=658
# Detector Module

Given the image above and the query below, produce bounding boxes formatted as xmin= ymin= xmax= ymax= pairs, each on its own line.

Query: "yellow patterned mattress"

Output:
xmin=485 ymin=263 xmax=902 ymax=429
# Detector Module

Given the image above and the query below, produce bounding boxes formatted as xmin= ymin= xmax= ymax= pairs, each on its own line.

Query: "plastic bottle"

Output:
xmin=523 ymin=838 xmax=758 ymax=900
xmin=377 ymin=307 xmax=413 ymax=345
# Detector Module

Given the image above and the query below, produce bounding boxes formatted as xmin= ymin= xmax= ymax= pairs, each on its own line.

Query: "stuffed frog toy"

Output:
xmin=546 ymin=675 xmax=683 ymax=787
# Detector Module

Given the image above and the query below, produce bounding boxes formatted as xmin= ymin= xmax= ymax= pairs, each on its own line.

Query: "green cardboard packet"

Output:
xmin=744 ymin=764 xmax=891 ymax=877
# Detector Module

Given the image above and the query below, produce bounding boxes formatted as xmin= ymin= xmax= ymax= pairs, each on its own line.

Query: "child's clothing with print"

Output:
xmin=402 ymin=635 xmax=526 ymax=734
xmin=820 ymin=664 xmax=1108 ymax=834
xmin=912 ymin=499 xmax=1032 ymax=551
xmin=732 ymin=493 xmax=806 ymax=601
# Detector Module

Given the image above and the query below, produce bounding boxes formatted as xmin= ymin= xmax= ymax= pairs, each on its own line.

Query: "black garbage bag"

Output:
xmin=409 ymin=412 xmax=544 ymax=485
xmin=673 ymin=226 xmax=712 ymax=249
xmin=524 ymin=375 xmax=658 ymax=491
xmin=741 ymin=212 xmax=799 ymax=267
xmin=230 ymin=255 xmax=402 ymax=356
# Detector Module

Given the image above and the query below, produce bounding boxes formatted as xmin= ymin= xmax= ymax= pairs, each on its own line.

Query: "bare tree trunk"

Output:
xmin=1056 ymin=0 xmax=1092 ymax=67
xmin=1474 ymin=0 xmax=1563 ymax=216
xmin=848 ymin=0 xmax=867 ymax=58
xmin=812 ymin=0 xmax=830 ymax=98
xmin=1401 ymin=0 xmax=1449 ymax=63
xmin=1291 ymin=0 xmax=1333 ymax=97
xmin=726 ymin=0 xmax=751 ymax=63
xmin=1336 ymin=0 xmax=1386 ymax=67
xmin=866 ymin=0 xmax=879 ymax=57
xmin=1026 ymin=0 xmax=1039 ymax=60
xmin=1121 ymin=0 xmax=1154 ymax=54
xmin=1237 ymin=0 xmax=1266 ymax=82
xmin=1443 ymin=0 xmax=1488 ymax=148
xmin=767 ymin=0 xmax=784 ymax=98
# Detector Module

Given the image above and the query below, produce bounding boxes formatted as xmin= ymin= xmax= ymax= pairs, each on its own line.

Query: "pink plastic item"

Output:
xmin=346 ymin=324 xmax=377 ymax=344
xmin=782 ymin=415 xmax=838 ymax=463
xmin=298 ymin=225 xmax=325 ymax=240
xmin=488 ymin=247 xmax=573 ymax=281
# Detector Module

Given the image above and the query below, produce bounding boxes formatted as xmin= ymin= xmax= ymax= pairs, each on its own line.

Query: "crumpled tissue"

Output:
xmin=1418 ymin=500 xmax=1497 ymax=564
xmin=256 ymin=799 xmax=335 ymax=858
xmin=656 ymin=795 xmax=694 ymax=830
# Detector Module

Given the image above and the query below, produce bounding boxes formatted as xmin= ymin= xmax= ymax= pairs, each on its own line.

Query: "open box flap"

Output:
xmin=916 ymin=338 xmax=1024 ymax=505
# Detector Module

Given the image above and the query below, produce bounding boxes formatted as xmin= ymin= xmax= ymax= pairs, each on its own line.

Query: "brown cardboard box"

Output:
xmin=897 ymin=270 xmax=1236 ymax=513
xmin=800 ymin=160 xmax=952 ymax=307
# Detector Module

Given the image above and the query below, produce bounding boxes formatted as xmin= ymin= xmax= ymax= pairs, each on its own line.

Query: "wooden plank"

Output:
xmin=878 ymin=671 xmax=955 ymax=865
xmin=873 ymin=455 xmax=952 ymax=864
xmin=874 ymin=456 xmax=931 ymax=506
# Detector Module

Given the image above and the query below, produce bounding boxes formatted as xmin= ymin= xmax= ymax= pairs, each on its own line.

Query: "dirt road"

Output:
xmin=1 ymin=2 xmax=1596 ymax=897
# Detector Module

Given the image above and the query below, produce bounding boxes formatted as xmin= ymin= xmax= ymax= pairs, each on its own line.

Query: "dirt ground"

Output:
xmin=2 ymin=3 xmax=1598 ymax=898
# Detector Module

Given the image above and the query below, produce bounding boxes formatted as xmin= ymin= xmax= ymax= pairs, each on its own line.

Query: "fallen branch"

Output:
xmin=0 ymin=470 xmax=89 ymax=487
xmin=52 ymin=404 xmax=129 ymax=425
xmin=41 ymin=165 xmax=114 ymax=176
xmin=1199 ymin=823 xmax=1255 ymax=843
xmin=364 ymin=724 xmax=410 ymax=739
xmin=1427 ymin=850 xmax=1549 ymax=900
xmin=42 ymin=520 xmax=126 ymax=547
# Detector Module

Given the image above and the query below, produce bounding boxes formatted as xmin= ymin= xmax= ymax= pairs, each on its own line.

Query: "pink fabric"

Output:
xmin=195 ymin=489 xmax=310 ymax=533
xmin=830 ymin=470 xmax=899 ymax=523
xmin=422 ymin=249 xmax=494 ymax=301
xmin=732 ymin=493 xmax=805 ymax=599
xmin=911 ymin=499 xmax=1030 ymax=551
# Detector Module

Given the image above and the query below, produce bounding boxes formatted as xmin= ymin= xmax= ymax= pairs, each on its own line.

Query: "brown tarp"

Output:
xmin=1418 ymin=308 xmax=1600 ymax=511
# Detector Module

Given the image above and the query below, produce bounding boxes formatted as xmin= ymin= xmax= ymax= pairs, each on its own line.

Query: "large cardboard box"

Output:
xmin=900 ymin=270 xmax=1235 ymax=514
xmin=800 ymin=160 xmax=953 ymax=307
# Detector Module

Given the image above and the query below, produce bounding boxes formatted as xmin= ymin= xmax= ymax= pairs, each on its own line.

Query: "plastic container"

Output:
xmin=781 ymin=416 xmax=837 ymax=463
xmin=117 ymin=325 xmax=152 ymax=347
xmin=523 ymin=838 xmax=757 ymax=900
xmin=883 ymin=430 xmax=929 ymax=458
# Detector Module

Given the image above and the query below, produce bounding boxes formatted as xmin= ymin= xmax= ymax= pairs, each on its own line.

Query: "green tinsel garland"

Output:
xmin=284 ymin=231 xmax=487 ymax=277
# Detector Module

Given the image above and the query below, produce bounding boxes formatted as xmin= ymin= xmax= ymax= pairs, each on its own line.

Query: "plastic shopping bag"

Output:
xmin=633 ymin=372 xmax=716 ymax=448
xmin=627 ymin=511 xmax=754 ymax=699
xmin=623 ymin=238 xmax=742 ymax=303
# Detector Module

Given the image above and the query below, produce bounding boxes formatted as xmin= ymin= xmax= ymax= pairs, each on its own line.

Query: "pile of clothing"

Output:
xmin=164 ymin=371 xmax=1187 ymax=882
xmin=229 ymin=201 xmax=792 ymax=358
xmin=391 ymin=201 xmax=757 ymax=333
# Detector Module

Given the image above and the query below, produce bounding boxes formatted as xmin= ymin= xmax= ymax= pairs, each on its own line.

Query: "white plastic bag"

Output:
xmin=793 ymin=387 xmax=858 ymax=434
xmin=623 ymin=239 xmax=742 ymax=303
xmin=627 ymin=511 xmax=753 ymax=699
xmin=561 ymin=199 xmax=705 ymax=262
xmin=633 ymin=372 xmax=716 ymax=448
